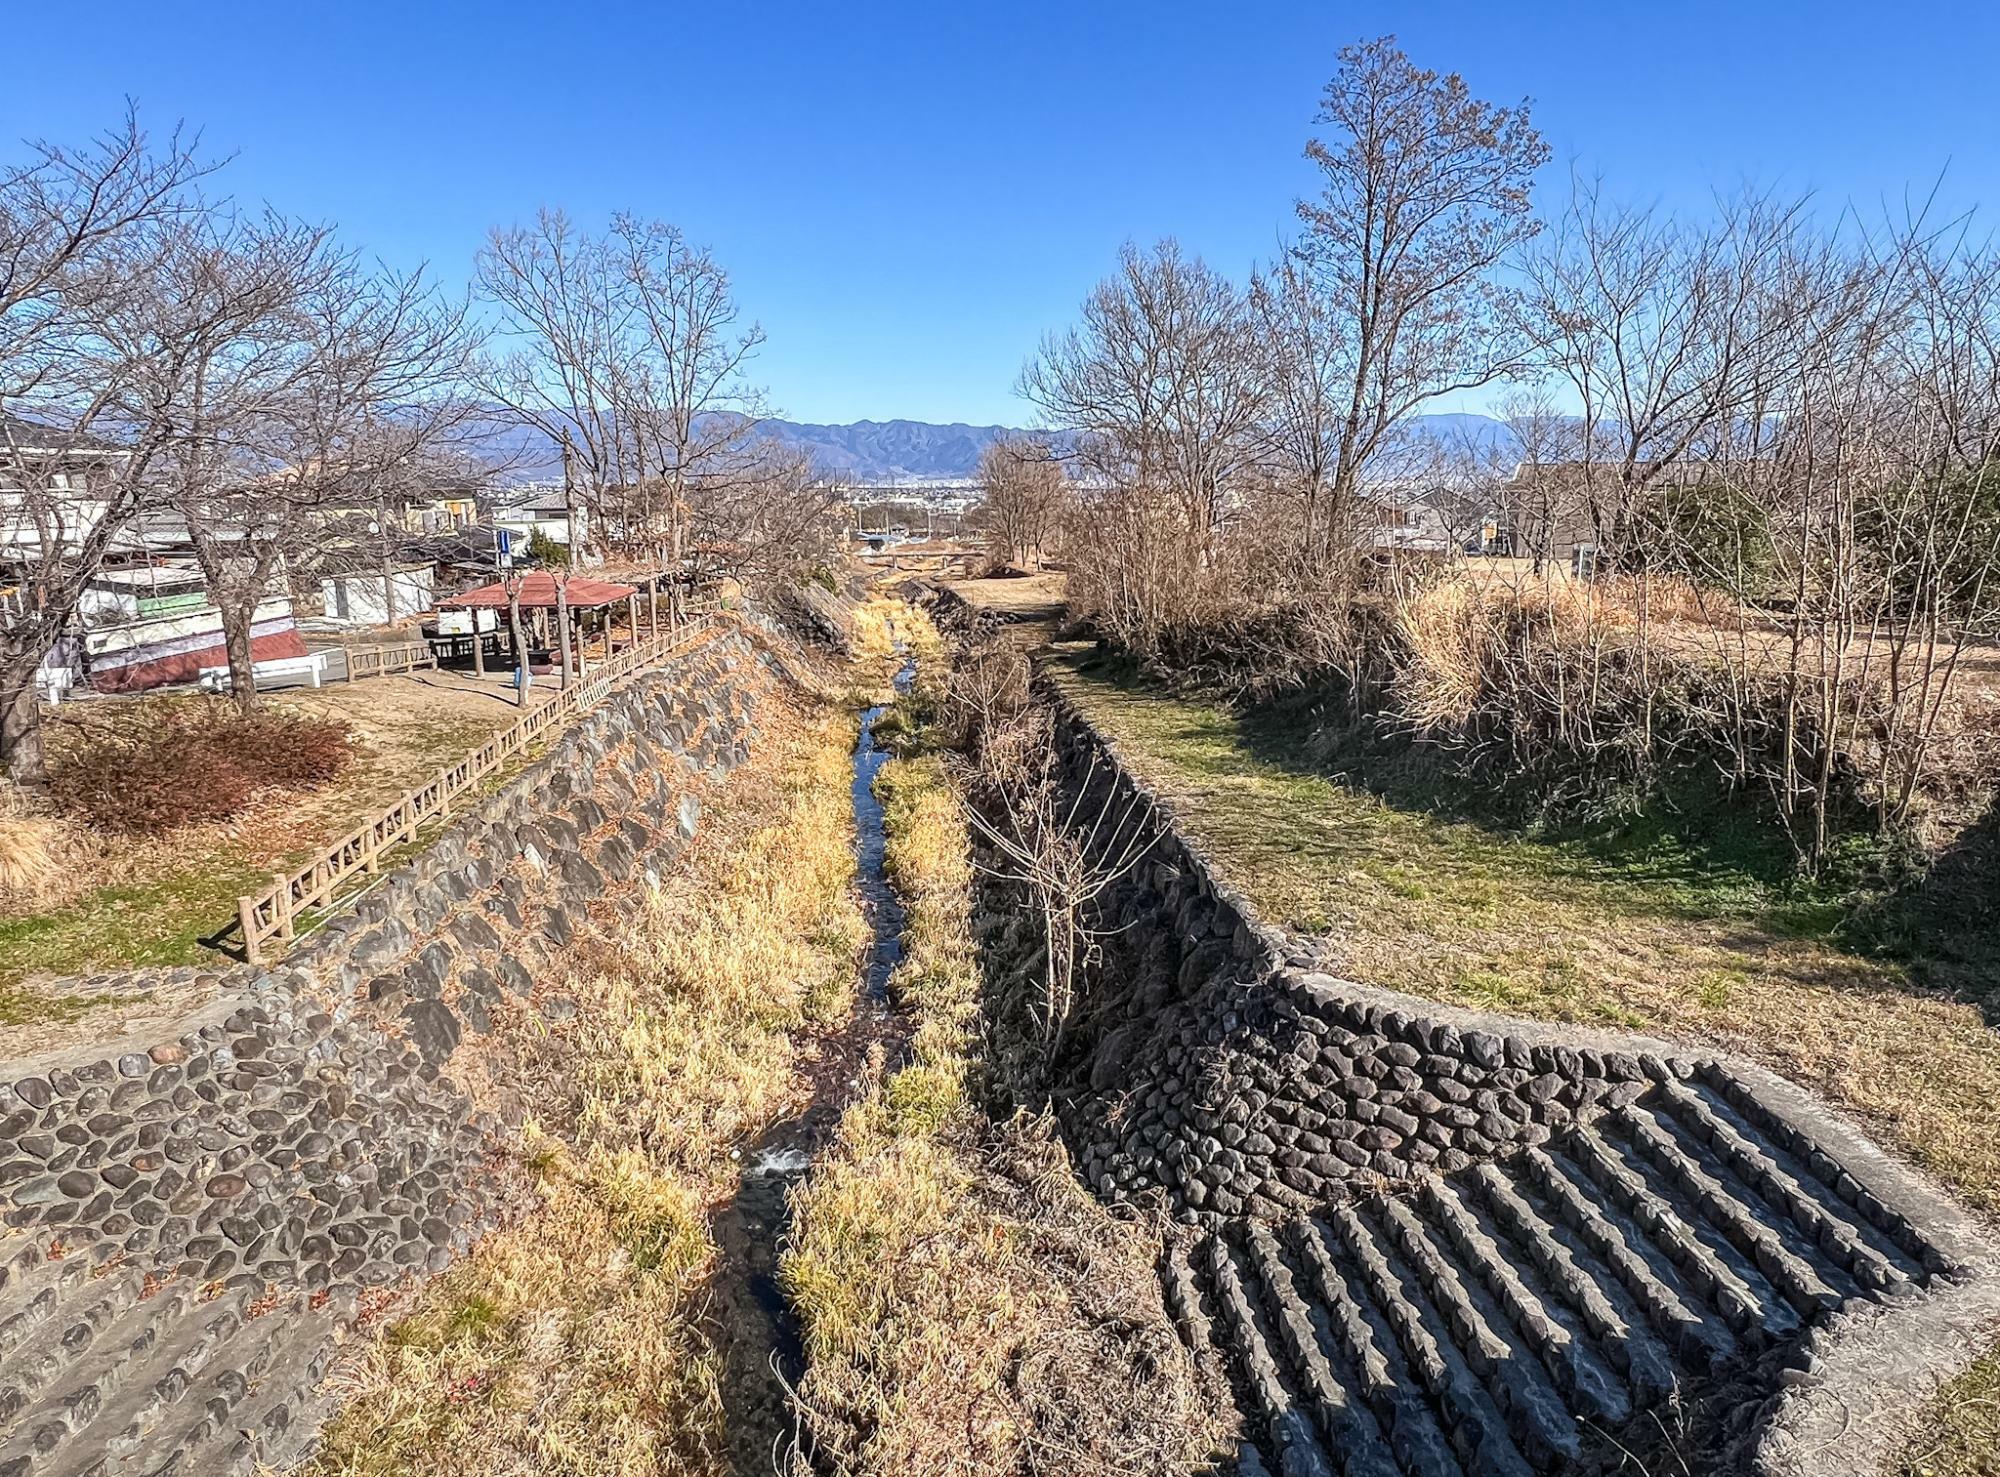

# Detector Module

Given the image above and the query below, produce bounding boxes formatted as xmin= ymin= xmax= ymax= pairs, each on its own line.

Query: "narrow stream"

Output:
xmin=715 ymin=655 xmax=918 ymax=1475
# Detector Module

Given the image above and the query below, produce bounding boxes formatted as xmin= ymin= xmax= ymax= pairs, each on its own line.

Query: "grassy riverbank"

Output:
xmin=1048 ymin=651 xmax=2000 ymax=1220
xmin=306 ymin=698 xmax=868 ymax=1477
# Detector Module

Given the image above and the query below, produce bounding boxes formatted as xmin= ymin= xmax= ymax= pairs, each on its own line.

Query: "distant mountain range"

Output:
xmin=746 ymin=419 xmax=1048 ymax=482
xmin=750 ymin=412 xmax=1519 ymax=481
xmin=485 ymin=412 xmax=1516 ymax=484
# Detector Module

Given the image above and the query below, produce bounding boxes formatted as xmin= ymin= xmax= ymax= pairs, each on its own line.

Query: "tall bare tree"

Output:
xmin=477 ymin=209 xmax=780 ymax=589
xmin=105 ymin=208 xmax=475 ymax=708
xmin=1021 ymin=240 xmax=1268 ymax=556
xmin=1290 ymin=35 xmax=1548 ymax=555
xmin=0 ymin=113 xmax=215 ymax=779
xmin=972 ymin=436 xmax=1069 ymax=568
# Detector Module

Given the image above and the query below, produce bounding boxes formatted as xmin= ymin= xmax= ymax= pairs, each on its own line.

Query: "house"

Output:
xmin=492 ymin=488 xmax=587 ymax=550
xmin=0 ymin=413 xmax=132 ymax=571
xmin=319 ymin=561 xmax=437 ymax=629
xmin=77 ymin=591 xmax=307 ymax=693
xmin=316 ymin=480 xmax=482 ymax=538
xmin=0 ymin=419 xmax=315 ymax=694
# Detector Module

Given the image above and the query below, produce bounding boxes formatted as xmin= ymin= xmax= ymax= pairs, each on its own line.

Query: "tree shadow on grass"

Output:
xmin=1844 ymin=799 xmax=2000 ymax=1022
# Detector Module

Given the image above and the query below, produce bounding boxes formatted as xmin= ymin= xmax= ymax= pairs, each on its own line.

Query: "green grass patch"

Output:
xmin=1893 ymin=1344 xmax=2000 ymax=1476
xmin=1049 ymin=652 xmax=1867 ymax=956
xmin=0 ymin=861 xmax=267 ymax=989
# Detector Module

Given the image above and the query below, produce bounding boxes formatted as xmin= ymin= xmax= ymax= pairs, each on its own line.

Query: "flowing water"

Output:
xmin=715 ymin=657 xmax=917 ymax=1474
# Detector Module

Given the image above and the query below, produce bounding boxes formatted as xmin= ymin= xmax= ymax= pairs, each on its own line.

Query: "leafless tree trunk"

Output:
xmin=505 ymin=574 xmax=530 ymax=707
xmin=0 ymin=112 xmax=214 ymax=780
xmin=1292 ymin=36 xmax=1548 ymax=552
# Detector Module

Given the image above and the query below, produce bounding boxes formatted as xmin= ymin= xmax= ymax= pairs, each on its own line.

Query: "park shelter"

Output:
xmin=439 ymin=571 xmax=645 ymax=678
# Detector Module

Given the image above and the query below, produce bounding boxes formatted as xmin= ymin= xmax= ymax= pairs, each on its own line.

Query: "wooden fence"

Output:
xmin=234 ymin=615 xmax=715 ymax=964
xmin=345 ymin=640 xmax=438 ymax=681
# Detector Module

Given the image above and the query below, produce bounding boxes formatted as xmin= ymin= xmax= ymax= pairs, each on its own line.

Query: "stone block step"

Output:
xmin=86 ymin=1295 xmax=341 ymax=1477
xmin=0 ymin=1264 xmax=150 ymax=1444
xmin=0 ymin=1246 xmax=91 ymax=1367
xmin=1174 ymin=1085 xmax=1951 ymax=1476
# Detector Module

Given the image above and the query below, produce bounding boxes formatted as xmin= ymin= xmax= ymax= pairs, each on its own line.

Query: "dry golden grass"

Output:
xmin=0 ymin=786 xmax=78 ymax=911
xmin=306 ymin=703 xmax=869 ymax=1477
xmin=849 ymin=593 xmax=948 ymax=698
xmin=783 ymin=751 xmax=1229 ymax=1477
xmin=942 ymin=572 xmax=1070 ymax=620
xmin=1393 ymin=575 xmax=1621 ymax=729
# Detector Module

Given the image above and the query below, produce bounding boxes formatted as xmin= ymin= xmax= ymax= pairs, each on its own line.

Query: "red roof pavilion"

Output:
xmin=439 ymin=571 xmax=639 ymax=609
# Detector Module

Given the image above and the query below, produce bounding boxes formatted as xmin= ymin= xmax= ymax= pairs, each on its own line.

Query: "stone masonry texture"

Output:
xmin=0 ymin=629 xmax=793 ymax=1477
xmin=1028 ymin=689 xmax=2000 ymax=1477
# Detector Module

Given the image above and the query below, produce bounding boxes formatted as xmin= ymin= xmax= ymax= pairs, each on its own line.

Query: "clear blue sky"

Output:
xmin=5 ymin=1 xmax=1995 ymax=426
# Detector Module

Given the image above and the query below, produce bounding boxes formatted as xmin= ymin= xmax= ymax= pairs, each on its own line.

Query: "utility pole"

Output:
xmin=560 ymin=427 xmax=581 ymax=562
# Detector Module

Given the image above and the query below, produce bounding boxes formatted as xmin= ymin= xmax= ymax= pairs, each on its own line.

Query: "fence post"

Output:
xmin=272 ymin=873 xmax=294 ymax=943
xmin=239 ymin=895 xmax=262 ymax=966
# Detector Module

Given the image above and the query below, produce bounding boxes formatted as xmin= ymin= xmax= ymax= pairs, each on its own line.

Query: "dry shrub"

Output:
xmin=936 ymin=643 xmax=1031 ymax=753
xmin=1392 ymin=575 xmax=1624 ymax=731
xmin=48 ymin=703 xmax=352 ymax=834
xmin=0 ymin=786 xmax=81 ymax=910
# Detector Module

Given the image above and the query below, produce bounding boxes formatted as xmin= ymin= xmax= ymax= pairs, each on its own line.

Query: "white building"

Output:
xmin=319 ymin=562 xmax=436 ymax=628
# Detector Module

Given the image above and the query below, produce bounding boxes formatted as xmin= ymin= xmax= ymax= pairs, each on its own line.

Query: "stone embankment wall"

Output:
xmin=0 ymin=629 xmax=792 ymax=1477
xmin=1021 ymin=688 xmax=2000 ymax=1477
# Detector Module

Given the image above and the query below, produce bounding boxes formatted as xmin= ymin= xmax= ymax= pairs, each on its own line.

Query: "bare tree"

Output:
xmin=609 ymin=213 xmax=768 ymax=606
xmin=1290 ymin=35 xmax=1548 ymax=555
xmin=1020 ymin=241 xmax=1269 ymax=654
xmin=477 ymin=210 xmax=631 ymax=546
xmin=0 ymin=112 xmax=214 ymax=780
xmin=1515 ymin=179 xmax=1847 ymax=563
xmin=106 ymin=208 xmax=475 ymax=708
xmin=964 ymin=709 xmax=1154 ymax=1061
xmin=477 ymin=209 xmax=789 ymax=592
xmin=1492 ymin=386 xmax=1585 ymax=574
xmin=971 ymin=436 xmax=1069 ymax=568
xmin=1021 ymin=240 xmax=1268 ymax=557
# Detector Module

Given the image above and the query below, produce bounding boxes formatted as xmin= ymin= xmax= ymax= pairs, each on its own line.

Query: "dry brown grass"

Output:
xmin=942 ymin=572 xmax=1070 ymax=620
xmin=306 ymin=702 xmax=869 ymax=1477
xmin=1892 ymin=1342 xmax=2000 ymax=1476
xmin=1392 ymin=575 xmax=1622 ymax=729
xmin=783 ymin=751 xmax=1229 ymax=1477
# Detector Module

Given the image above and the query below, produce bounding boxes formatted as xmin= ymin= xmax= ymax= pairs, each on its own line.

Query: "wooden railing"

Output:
xmin=345 ymin=640 xmax=437 ymax=681
xmin=233 ymin=615 xmax=715 ymax=964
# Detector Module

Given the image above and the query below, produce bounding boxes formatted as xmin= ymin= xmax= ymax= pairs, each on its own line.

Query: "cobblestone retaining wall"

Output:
xmin=1029 ymin=688 xmax=2000 ymax=1477
xmin=0 ymin=630 xmax=789 ymax=1477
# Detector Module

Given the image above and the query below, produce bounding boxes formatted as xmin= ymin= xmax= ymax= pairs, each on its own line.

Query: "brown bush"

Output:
xmin=233 ymin=713 xmax=353 ymax=790
xmin=50 ymin=705 xmax=352 ymax=834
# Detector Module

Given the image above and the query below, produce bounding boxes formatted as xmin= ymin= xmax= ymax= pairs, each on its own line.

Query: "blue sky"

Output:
xmin=5 ymin=1 xmax=1995 ymax=426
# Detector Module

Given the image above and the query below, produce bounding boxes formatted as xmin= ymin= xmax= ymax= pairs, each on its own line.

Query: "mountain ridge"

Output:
xmin=487 ymin=412 xmax=1515 ymax=483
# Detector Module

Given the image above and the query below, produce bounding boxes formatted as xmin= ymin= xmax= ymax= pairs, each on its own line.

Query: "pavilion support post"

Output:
xmin=555 ymin=580 xmax=573 ymax=690
xmin=626 ymin=594 xmax=639 ymax=650
xmin=648 ymin=579 xmax=659 ymax=636
xmin=471 ymin=621 xmax=485 ymax=677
